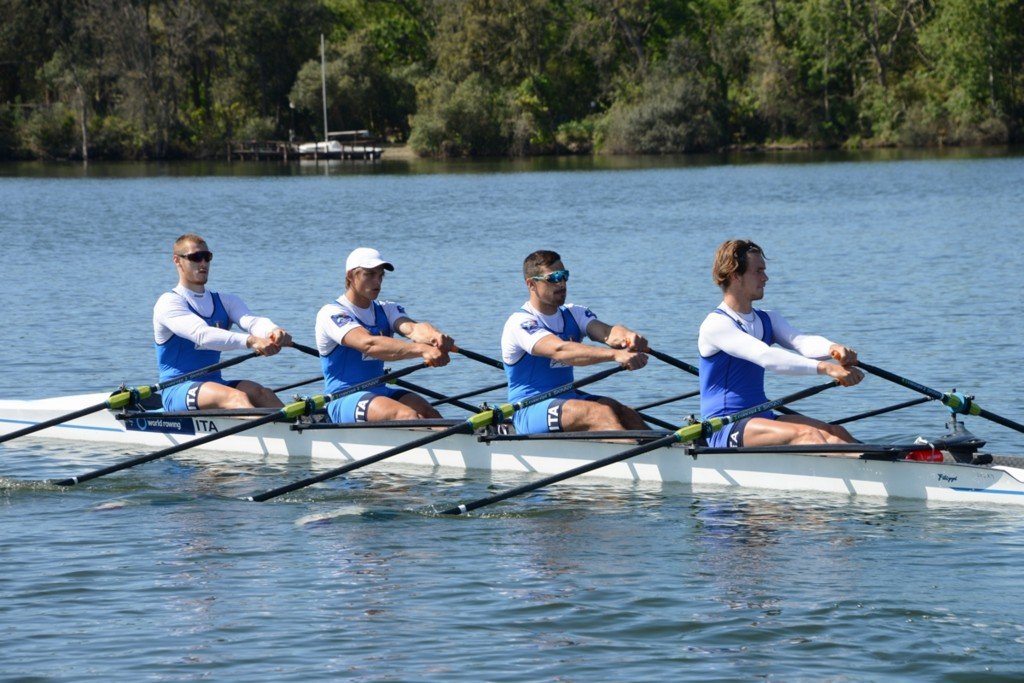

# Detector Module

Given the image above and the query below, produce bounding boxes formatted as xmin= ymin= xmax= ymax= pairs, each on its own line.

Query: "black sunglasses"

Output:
xmin=177 ymin=250 xmax=213 ymax=263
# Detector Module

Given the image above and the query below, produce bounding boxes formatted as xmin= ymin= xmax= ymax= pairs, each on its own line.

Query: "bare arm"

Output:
xmin=345 ymin=323 xmax=449 ymax=367
xmin=586 ymin=320 xmax=649 ymax=351
xmin=531 ymin=333 xmax=646 ymax=370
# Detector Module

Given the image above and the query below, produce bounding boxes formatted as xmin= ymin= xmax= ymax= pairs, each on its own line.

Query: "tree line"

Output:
xmin=1 ymin=0 xmax=1021 ymax=160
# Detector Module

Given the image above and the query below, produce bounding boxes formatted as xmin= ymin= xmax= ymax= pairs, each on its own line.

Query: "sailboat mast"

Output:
xmin=320 ymin=34 xmax=328 ymax=143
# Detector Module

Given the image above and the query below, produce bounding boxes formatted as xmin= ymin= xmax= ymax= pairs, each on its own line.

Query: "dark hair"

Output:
xmin=523 ymin=250 xmax=562 ymax=279
xmin=712 ymin=239 xmax=765 ymax=290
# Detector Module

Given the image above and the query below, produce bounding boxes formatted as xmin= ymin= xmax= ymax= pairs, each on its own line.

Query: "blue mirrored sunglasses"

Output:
xmin=529 ymin=269 xmax=570 ymax=283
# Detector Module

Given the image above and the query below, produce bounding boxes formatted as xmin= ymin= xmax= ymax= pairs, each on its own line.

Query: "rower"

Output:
xmin=697 ymin=239 xmax=862 ymax=447
xmin=153 ymin=233 xmax=292 ymax=411
xmin=500 ymin=249 xmax=648 ymax=434
xmin=314 ymin=247 xmax=454 ymax=423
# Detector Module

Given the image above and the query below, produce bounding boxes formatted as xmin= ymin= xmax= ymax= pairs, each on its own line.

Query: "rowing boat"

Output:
xmin=3 ymin=391 xmax=1024 ymax=506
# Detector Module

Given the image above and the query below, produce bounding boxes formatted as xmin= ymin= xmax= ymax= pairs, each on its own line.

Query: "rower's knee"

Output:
xmin=576 ymin=402 xmax=625 ymax=431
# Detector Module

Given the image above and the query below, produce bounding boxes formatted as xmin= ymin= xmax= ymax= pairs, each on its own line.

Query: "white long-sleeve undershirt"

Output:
xmin=697 ymin=303 xmax=831 ymax=375
xmin=153 ymin=285 xmax=278 ymax=350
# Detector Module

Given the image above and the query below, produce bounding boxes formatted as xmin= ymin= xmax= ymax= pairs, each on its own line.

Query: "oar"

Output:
xmin=52 ymin=364 xmax=429 ymax=487
xmin=250 ymin=365 xmax=627 ymax=502
xmin=392 ymin=378 xmax=482 ymax=413
xmin=441 ymin=380 xmax=839 ymax=516
xmin=290 ymin=342 xmax=320 ymax=357
xmin=830 ymin=396 xmax=932 ymax=426
xmin=272 ymin=376 xmax=324 ymax=393
xmin=0 ymin=352 xmax=259 ymax=446
xmin=635 ymin=390 xmax=700 ymax=411
xmin=647 ymin=348 xmax=699 ymax=377
xmin=858 ymin=362 xmax=1024 ymax=435
xmin=453 ymin=346 xmax=503 ymax=370
xmin=429 ymin=380 xmax=507 ymax=407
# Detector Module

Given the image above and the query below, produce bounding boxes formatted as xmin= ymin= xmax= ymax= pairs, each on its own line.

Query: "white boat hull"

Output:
xmin=3 ymin=392 xmax=1024 ymax=506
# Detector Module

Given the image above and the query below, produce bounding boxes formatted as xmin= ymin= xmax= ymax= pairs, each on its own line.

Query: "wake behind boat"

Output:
xmin=3 ymin=390 xmax=1024 ymax=506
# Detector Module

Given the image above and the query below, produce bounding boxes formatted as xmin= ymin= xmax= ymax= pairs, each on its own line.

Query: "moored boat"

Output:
xmin=3 ymin=391 xmax=1024 ymax=506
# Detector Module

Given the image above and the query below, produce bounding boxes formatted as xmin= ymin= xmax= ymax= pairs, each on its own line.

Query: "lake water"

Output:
xmin=1 ymin=149 xmax=1023 ymax=680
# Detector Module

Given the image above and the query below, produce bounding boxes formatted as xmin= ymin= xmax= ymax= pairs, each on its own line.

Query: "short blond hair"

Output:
xmin=173 ymin=233 xmax=206 ymax=253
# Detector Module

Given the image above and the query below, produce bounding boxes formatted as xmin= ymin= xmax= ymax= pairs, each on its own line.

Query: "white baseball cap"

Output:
xmin=345 ymin=247 xmax=394 ymax=273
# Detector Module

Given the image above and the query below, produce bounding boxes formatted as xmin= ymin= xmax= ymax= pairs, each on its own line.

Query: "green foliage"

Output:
xmin=24 ymin=104 xmax=76 ymax=159
xmin=408 ymin=73 xmax=509 ymax=156
xmin=1 ymin=0 xmax=1023 ymax=158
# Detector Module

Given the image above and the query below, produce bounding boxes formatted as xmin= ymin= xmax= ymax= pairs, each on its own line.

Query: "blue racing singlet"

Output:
xmin=699 ymin=309 xmax=775 ymax=420
xmin=155 ymin=292 xmax=231 ymax=383
xmin=505 ymin=307 xmax=582 ymax=403
xmin=321 ymin=302 xmax=394 ymax=394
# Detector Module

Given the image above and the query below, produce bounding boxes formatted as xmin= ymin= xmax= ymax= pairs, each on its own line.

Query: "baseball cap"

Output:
xmin=345 ymin=247 xmax=394 ymax=273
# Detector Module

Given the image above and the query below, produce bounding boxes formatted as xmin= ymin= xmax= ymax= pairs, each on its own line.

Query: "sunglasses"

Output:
xmin=529 ymin=269 xmax=570 ymax=283
xmin=177 ymin=250 xmax=213 ymax=263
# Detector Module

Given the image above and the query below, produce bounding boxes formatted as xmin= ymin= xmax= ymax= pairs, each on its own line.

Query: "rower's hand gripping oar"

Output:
xmin=858 ymin=362 xmax=1024 ymax=435
xmin=52 ymin=363 xmax=430 ymax=487
xmin=249 ymin=365 xmax=627 ymax=502
xmin=0 ymin=351 xmax=260 ymax=446
xmin=442 ymin=380 xmax=840 ymax=516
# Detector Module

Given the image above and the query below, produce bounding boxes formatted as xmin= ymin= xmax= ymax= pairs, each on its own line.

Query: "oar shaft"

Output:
xmin=444 ymin=431 xmax=684 ymax=515
xmin=272 ymin=376 xmax=323 ymax=393
xmin=251 ymin=365 xmax=628 ymax=502
xmin=290 ymin=342 xmax=319 ymax=357
xmin=453 ymin=347 xmax=503 ymax=370
xmin=635 ymin=390 xmax=699 ymax=411
xmin=250 ymin=421 xmax=474 ymax=502
xmin=648 ymin=349 xmax=699 ymax=377
xmin=443 ymin=381 xmax=837 ymax=515
xmin=830 ymin=397 xmax=931 ymax=426
xmin=54 ymin=409 xmax=288 ymax=486
xmin=393 ymin=379 xmax=480 ymax=413
xmin=157 ymin=351 xmax=261 ymax=391
xmin=0 ymin=399 xmax=113 ymax=444
xmin=859 ymin=361 xmax=1024 ymax=435
xmin=636 ymin=412 xmax=678 ymax=431
xmin=857 ymin=362 xmax=944 ymax=400
xmin=0 ymin=352 xmax=261 ymax=446
xmin=430 ymin=381 xmax=508 ymax=407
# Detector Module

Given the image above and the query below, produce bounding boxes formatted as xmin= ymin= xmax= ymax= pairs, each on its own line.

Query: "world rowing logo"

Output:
xmin=125 ymin=417 xmax=196 ymax=435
